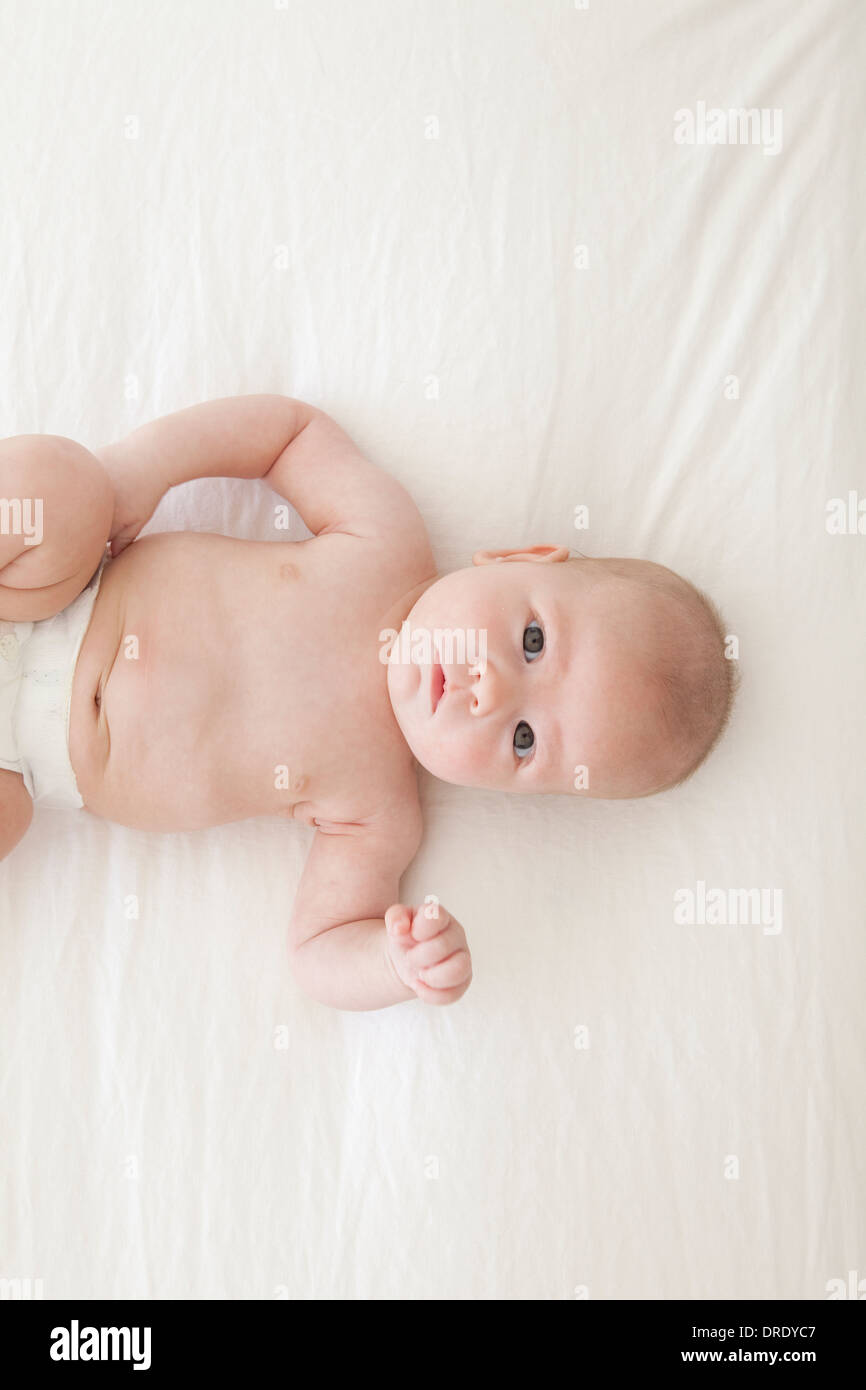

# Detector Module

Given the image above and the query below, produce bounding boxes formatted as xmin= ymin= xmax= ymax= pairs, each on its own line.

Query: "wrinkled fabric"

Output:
xmin=0 ymin=0 xmax=863 ymax=1299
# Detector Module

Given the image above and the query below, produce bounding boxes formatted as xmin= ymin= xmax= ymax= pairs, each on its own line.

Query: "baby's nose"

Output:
xmin=468 ymin=661 xmax=500 ymax=716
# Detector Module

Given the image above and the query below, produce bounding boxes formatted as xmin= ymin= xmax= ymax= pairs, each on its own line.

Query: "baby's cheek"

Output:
xmin=459 ymin=739 xmax=488 ymax=775
xmin=433 ymin=730 xmax=488 ymax=782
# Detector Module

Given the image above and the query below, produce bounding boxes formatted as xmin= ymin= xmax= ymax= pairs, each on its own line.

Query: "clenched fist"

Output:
xmin=384 ymin=902 xmax=472 ymax=1006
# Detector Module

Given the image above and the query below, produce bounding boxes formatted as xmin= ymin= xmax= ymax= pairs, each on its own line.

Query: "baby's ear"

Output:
xmin=472 ymin=544 xmax=570 ymax=566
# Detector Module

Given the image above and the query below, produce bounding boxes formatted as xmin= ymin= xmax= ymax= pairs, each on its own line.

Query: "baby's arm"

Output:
xmin=290 ymin=816 xmax=418 ymax=1011
xmin=99 ymin=394 xmax=425 ymax=553
xmin=290 ymin=810 xmax=472 ymax=1011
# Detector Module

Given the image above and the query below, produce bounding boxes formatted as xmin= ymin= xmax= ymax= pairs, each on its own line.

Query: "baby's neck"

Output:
xmin=377 ymin=572 xmax=440 ymax=639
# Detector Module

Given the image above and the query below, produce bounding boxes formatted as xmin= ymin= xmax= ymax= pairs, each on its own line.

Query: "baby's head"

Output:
xmin=386 ymin=546 xmax=736 ymax=798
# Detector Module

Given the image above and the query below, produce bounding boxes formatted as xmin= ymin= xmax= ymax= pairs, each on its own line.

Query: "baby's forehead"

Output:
xmin=551 ymin=565 xmax=655 ymax=638
xmin=560 ymin=563 xmax=688 ymax=630
xmin=549 ymin=570 xmax=697 ymax=717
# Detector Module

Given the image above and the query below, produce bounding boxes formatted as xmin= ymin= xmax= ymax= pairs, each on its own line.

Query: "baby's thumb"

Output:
xmin=385 ymin=904 xmax=414 ymax=937
xmin=110 ymin=529 xmax=136 ymax=558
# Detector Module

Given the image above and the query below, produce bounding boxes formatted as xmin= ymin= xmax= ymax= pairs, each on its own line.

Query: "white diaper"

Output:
xmin=0 ymin=551 xmax=110 ymax=809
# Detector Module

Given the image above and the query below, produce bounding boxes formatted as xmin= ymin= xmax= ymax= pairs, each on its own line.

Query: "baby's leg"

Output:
xmin=0 ymin=767 xmax=32 ymax=862
xmin=0 ymin=434 xmax=113 ymax=621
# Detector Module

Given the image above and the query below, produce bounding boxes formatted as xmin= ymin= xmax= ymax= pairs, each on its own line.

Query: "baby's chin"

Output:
xmin=393 ymin=715 xmax=481 ymax=787
xmin=398 ymin=727 xmax=462 ymax=785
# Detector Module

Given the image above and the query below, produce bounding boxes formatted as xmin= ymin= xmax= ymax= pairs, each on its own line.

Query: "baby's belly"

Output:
xmin=69 ymin=534 xmax=295 ymax=830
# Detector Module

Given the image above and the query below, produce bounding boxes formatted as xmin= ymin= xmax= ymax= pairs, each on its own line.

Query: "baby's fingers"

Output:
xmin=385 ymin=904 xmax=414 ymax=939
xmin=412 ymin=972 xmax=470 ymax=1007
xmin=110 ymin=528 xmax=137 ymax=558
xmin=417 ymin=948 xmax=471 ymax=991
xmin=408 ymin=926 xmax=463 ymax=970
xmin=410 ymin=902 xmax=451 ymax=942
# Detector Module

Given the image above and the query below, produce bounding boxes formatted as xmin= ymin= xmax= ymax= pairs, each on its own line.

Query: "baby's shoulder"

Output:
xmin=298 ymin=763 xmax=423 ymax=856
xmin=308 ymin=500 xmax=434 ymax=583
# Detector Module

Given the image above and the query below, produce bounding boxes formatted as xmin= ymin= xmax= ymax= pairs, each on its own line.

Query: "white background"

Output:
xmin=1 ymin=0 xmax=864 ymax=1299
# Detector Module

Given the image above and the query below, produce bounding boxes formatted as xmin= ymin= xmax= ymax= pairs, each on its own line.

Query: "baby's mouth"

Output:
xmin=431 ymin=661 xmax=446 ymax=714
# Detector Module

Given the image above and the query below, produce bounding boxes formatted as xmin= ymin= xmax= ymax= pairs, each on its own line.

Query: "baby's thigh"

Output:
xmin=0 ymin=767 xmax=32 ymax=863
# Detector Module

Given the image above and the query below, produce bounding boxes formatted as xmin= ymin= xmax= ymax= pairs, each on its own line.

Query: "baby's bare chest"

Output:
xmin=72 ymin=532 xmax=416 ymax=828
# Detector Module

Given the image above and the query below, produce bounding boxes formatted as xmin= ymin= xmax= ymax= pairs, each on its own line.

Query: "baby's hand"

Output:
xmin=97 ymin=442 xmax=171 ymax=557
xmin=384 ymin=902 xmax=472 ymax=1006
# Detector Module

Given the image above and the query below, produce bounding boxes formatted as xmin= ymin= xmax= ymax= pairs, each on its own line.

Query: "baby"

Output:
xmin=0 ymin=396 xmax=736 ymax=1010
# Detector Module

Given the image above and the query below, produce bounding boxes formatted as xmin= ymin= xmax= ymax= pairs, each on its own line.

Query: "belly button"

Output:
xmin=291 ymin=772 xmax=307 ymax=793
xmin=280 ymin=561 xmax=298 ymax=582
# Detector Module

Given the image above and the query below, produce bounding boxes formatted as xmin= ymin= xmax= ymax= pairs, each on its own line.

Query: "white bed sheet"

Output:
xmin=1 ymin=0 xmax=864 ymax=1299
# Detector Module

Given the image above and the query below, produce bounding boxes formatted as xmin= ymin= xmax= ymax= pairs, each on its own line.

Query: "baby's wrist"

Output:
xmin=382 ymin=931 xmax=418 ymax=1002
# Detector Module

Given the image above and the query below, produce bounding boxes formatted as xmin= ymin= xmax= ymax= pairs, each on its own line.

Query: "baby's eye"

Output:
xmin=513 ymin=720 xmax=535 ymax=759
xmin=523 ymin=620 xmax=544 ymax=661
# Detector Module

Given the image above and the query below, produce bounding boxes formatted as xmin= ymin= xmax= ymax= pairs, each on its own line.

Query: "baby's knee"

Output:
xmin=57 ymin=437 xmax=114 ymax=572
xmin=0 ymin=768 xmax=33 ymax=862
xmin=0 ymin=434 xmax=113 ymax=620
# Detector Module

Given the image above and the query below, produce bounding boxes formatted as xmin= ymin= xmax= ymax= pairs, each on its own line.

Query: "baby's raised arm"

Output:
xmin=99 ymin=394 xmax=423 ymax=553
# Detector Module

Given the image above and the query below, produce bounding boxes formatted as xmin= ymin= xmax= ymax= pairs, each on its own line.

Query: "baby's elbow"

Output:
xmin=287 ymin=933 xmax=329 ymax=1006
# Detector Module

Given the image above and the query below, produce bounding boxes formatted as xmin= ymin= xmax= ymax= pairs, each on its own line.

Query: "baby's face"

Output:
xmin=386 ymin=550 xmax=676 ymax=797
